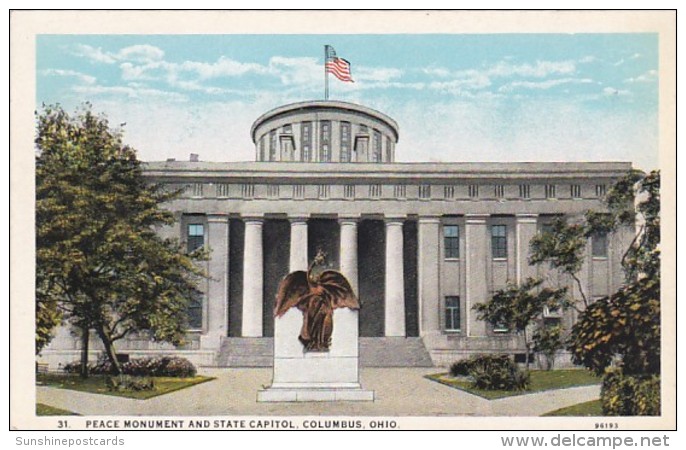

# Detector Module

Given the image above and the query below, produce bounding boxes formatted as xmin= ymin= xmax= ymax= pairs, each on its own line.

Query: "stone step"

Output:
xmin=216 ymin=337 xmax=434 ymax=367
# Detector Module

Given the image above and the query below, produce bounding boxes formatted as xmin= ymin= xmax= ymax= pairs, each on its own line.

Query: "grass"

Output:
xmin=36 ymin=403 xmax=79 ymax=416
xmin=542 ymin=399 xmax=603 ymax=416
xmin=426 ymin=369 xmax=600 ymax=400
xmin=37 ymin=373 xmax=214 ymax=400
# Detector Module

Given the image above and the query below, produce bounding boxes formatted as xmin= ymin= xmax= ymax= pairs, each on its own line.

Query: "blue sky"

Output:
xmin=36 ymin=34 xmax=658 ymax=169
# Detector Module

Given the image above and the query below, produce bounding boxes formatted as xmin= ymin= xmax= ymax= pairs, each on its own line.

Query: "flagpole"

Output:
xmin=324 ymin=45 xmax=329 ymax=100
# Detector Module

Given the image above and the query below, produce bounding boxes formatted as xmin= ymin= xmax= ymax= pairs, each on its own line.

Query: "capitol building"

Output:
xmin=40 ymin=100 xmax=634 ymax=368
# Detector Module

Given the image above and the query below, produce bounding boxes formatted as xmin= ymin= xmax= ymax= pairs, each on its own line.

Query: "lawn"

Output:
xmin=426 ymin=369 xmax=600 ymax=400
xmin=36 ymin=403 xmax=79 ymax=416
xmin=542 ymin=399 xmax=603 ymax=416
xmin=37 ymin=373 xmax=214 ymax=400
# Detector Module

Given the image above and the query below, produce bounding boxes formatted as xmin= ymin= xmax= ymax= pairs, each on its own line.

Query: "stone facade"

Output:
xmin=38 ymin=100 xmax=635 ymax=369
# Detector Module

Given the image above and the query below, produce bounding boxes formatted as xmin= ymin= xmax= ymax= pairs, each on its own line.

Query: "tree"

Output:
xmin=36 ymin=104 xmax=207 ymax=376
xmin=473 ymin=277 xmax=570 ymax=371
xmin=569 ymin=171 xmax=660 ymax=376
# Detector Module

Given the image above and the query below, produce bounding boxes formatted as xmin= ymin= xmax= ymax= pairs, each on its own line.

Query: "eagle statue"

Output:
xmin=274 ymin=250 xmax=359 ymax=351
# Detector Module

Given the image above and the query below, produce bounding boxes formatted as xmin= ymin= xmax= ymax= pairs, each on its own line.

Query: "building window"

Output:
xmin=592 ymin=231 xmax=608 ymax=258
xmin=216 ymin=183 xmax=230 ymax=197
xmin=570 ymin=184 xmax=582 ymax=198
xmin=596 ymin=184 xmax=607 ymax=197
xmin=444 ymin=225 xmax=459 ymax=259
xmin=545 ymin=184 xmax=557 ymax=198
xmin=394 ymin=185 xmax=406 ymax=198
xmin=293 ymin=185 xmax=305 ymax=198
xmin=385 ymin=136 xmax=392 ymax=162
xmin=491 ymin=224 xmax=507 ymax=259
xmin=469 ymin=184 xmax=479 ymax=198
xmin=269 ymin=130 xmax=277 ymax=161
xmin=241 ymin=184 xmax=254 ymax=198
xmin=419 ymin=185 xmax=431 ymax=199
xmin=445 ymin=296 xmax=460 ymax=332
xmin=187 ymin=223 xmax=204 ymax=253
xmin=340 ymin=122 xmax=351 ymax=163
xmin=344 ymin=185 xmax=356 ymax=199
xmin=267 ymin=185 xmax=280 ymax=198
xmin=187 ymin=290 xmax=203 ymax=330
xmin=259 ymin=136 xmax=265 ymax=161
xmin=494 ymin=185 xmax=504 ymax=198
xmin=301 ymin=121 xmax=312 ymax=162
xmin=372 ymin=129 xmax=382 ymax=163
xmin=318 ymin=185 xmax=330 ymax=199
xmin=319 ymin=120 xmax=331 ymax=162
xmin=369 ymin=184 xmax=382 ymax=198
xmin=190 ymin=183 xmax=203 ymax=197
xmin=519 ymin=184 xmax=530 ymax=198
xmin=444 ymin=185 xmax=455 ymax=199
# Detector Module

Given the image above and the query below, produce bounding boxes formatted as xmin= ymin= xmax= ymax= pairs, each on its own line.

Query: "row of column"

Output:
xmin=240 ymin=215 xmax=405 ymax=338
xmin=203 ymin=213 xmax=541 ymax=342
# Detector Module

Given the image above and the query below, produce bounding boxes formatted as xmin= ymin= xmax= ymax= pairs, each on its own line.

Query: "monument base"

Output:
xmin=257 ymin=383 xmax=375 ymax=402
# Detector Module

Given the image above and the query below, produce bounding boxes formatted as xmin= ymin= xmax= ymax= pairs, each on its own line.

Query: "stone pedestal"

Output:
xmin=257 ymin=308 xmax=374 ymax=402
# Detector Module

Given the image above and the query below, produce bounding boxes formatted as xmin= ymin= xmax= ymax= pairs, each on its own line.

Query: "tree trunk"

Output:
xmin=79 ymin=326 xmax=90 ymax=378
xmin=95 ymin=325 xmax=122 ymax=375
xmin=523 ymin=330 xmax=531 ymax=372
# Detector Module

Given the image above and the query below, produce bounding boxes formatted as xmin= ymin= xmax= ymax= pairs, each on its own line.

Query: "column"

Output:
xmin=384 ymin=217 xmax=405 ymax=337
xmin=465 ymin=214 xmax=489 ymax=337
xmin=339 ymin=216 xmax=359 ymax=295
xmin=417 ymin=216 xmax=441 ymax=338
xmin=242 ymin=216 xmax=263 ymax=337
xmin=515 ymin=214 xmax=539 ymax=284
xmin=289 ymin=216 xmax=309 ymax=272
xmin=202 ymin=214 xmax=229 ymax=348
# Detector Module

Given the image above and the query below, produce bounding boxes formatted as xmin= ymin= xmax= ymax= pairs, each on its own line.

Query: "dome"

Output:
xmin=250 ymin=100 xmax=399 ymax=163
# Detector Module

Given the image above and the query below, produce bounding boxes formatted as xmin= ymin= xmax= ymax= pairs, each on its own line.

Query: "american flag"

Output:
xmin=325 ymin=45 xmax=354 ymax=83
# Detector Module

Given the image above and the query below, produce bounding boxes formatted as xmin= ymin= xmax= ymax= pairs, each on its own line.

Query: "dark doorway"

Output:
xmin=308 ymin=219 xmax=340 ymax=270
xmin=403 ymin=220 xmax=419 ymax=337
xmin=228 ymin=219 xmax=244 ymax=337
xmin=358 ymin=219 xmax=385 ymax=337
xmin=262 ymin=219 xmax=290 ymax=337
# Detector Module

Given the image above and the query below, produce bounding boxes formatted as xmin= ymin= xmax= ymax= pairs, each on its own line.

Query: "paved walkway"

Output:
xmin=37 ymin=368 xmax=600 ymax=417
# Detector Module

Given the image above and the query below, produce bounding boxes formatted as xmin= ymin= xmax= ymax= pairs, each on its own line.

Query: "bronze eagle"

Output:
xmin=274 ymin=250 xmax=359 ymax=351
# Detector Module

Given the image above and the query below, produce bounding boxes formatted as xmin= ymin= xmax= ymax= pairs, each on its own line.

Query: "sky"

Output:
xmin=36 ymin=34 xmax=659 ymax=169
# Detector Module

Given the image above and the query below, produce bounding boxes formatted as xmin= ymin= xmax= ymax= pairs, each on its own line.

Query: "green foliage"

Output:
xmin=570 ymin=277 xmax=660 ymax=376
xmin=601 ymin=370 xmax=660 ymax=416
xmin=63 ymin=356 xmax=197 ymax=378
xmin=106 ymin=375 xmax=156 ymax=392
xmin=462 ymin=354 xmax=531 ymax=391
xmin=35 ymin=104 xmax=207 ymax=372
xmin=569 ymin=171 xmax=660 ymax=377
xmin=474 ymin=277 xmax=570 ymax=369
xmin=449 ymin=359 xmax=473 ymax=377
xmin=529 ymin=219 xmax=590 ymax=307
xmin=533 ymin=324 xmax=564 ymax=370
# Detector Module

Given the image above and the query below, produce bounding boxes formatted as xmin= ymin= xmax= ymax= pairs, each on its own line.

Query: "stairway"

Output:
xmin=359 ymin=337 xmax=434 ymax=367
xmin=216 ymin=337 xmax=434 ymax=367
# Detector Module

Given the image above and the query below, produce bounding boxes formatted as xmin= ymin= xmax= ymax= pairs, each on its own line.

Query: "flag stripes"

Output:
xmin=325 ymin=45 xmax=354 ymax=83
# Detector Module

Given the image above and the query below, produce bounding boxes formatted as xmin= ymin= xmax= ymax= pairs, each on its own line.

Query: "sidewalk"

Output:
xmin=37 ymin=368 xmax=600 ymax=417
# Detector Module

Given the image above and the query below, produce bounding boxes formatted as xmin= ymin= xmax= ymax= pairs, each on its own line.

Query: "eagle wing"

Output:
xmin=274 ymin=270 xmax=310 ymax=318
xmin=318 ymin=270 xmax=360 ymax=310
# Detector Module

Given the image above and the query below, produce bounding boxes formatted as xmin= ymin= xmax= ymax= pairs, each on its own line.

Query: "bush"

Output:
xmin=601 ymin=370 xmax=660 ymax=416
xmin=450 ymin=354 xmax=531 ymax=391
xmin=449 ymin=359 xmax=473 ymax=377
xmin=107 ymin=375 xmax=155 ymax=392
xmin=62 ymin=356 xmax=197 ymax=378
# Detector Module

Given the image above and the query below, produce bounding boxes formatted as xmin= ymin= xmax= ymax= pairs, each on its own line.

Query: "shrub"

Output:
xmin=451 ymin=354 xmax=530 ymax=391
xmin=62 ymin=356 xmax=197 ymax=378
xmin=449 ymin=359 xmax=473 ymax=377
xmin=106 ymin=375 xmax=155 ymax=392
xmin=601 ymin=370 xmax=660 ymax=416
